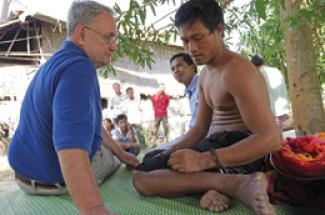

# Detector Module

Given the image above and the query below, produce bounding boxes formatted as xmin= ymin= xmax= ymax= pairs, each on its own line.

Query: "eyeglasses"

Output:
xmin=84 ymin=25 xmax=118 ymax=44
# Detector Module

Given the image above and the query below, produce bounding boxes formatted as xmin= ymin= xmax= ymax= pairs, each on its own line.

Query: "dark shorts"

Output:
xmin=125 ymin=147 xmax=140 ymax=156
xmin=136 ymin=130 xmax=267 ymax=174
xmin=154 ymin=117 xmax=168 ymax=127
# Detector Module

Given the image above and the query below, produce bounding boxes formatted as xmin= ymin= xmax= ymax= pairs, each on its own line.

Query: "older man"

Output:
xmin=8 ymin=1 xmax=138 ymax=214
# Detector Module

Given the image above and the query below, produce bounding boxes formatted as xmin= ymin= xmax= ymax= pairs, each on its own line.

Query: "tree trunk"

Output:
xmin=281 ymin=0 xmax=325 ymax=135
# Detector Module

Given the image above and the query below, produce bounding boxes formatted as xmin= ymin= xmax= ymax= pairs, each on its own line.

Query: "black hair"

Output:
xmin=251 ymin=55 xmax=265 ymax=67
xmin=126 ymin=87 xmax=133 ymax=92
xmin=175 ymin=0 xmax=224 ymax=33
xmin=104 ymin=118 xmax=114 ymax=129
xmin=101 ymin=98 xmax=108 ymax=109
xmin=170 ymin=52 xmax=198 ymax=73
xmin=104 ymin=118 xmax=112 ymax=123
xmin=115 ymin=114 xmax=127 ymax=123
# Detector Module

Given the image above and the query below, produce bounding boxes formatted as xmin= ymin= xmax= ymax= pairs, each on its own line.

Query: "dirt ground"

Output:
xmin=0 ymin=156 xmax=17 ymax=192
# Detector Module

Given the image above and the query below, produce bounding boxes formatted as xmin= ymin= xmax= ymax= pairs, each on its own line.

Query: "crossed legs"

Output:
xmin=133 ymin=169 xmax=275 ymax=215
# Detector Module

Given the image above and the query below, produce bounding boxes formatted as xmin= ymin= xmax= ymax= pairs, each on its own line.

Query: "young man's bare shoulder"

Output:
xmin=223 ymin=54 xmax=259 ymax=82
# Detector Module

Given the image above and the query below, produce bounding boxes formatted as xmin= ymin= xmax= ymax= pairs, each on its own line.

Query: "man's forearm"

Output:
xmin=129 ymin=129 xmax=136 ymax=143
xmin=102 ymin=128 xmax=123 ymax=157
xmin=58 ymin=149 xmax=103 ymax=214
xmin=217 ymin=131 xmax=281 ymax=167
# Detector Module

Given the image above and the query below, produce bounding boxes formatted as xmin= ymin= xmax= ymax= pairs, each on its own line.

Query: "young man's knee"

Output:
xmin=132 ymin=171 xmax=154 ymax=196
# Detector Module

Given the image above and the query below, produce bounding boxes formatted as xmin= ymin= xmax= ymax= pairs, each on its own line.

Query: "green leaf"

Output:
xmin=149 ymin=4 xmax=156 ymax=16
xmin=114 ymin=3 xmax=122 ymax=14
xmin=139 ymin=9 xmax=146 ymax=25
xmin=255 ymin=0 xmax=267 ymax=20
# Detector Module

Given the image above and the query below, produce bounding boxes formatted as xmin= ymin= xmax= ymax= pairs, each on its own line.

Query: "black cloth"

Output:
xmin=125 ymin=147 xmax=140 ymax=156
xmin=136 ymin=130 xmax=266 ymax=174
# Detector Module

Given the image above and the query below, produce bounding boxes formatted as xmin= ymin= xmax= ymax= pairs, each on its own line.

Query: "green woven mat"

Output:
xmin=0 ymin=168 xmax=324 ymax=215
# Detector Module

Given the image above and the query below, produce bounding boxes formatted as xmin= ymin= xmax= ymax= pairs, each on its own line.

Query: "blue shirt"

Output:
xmin=157 ymin=74 xmax=200 ymax=150
xmin=8 ymin=41 xmax=102 ymax=183
xmin=111 ymin=128 xmax=132 ymax=144
xmin=185 ymin=74 xmax=199 ymax=128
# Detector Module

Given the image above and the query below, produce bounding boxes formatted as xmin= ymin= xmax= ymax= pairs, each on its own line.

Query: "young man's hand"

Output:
xmin=167 ymin=149 xmax=213 ymax=173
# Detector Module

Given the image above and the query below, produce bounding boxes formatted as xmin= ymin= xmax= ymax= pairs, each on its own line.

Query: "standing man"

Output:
xmin=109 ymin=82 xmax=128 ymax=121
xmin=151 ymin=84 xmax=170 ymax=145
xmin=8 ymin=1 xmax=138 ymax=215
xmin=133 ymin=1 xmax=280 ymax=215
xmin=125 ymin=87 xmax=146 ymax=147
xmin=251 ymin=55 xmax=293 ymax=130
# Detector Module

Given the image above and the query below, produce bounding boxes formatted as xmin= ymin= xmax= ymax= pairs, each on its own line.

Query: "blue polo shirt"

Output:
xmin=8 ymin=40 xmax=102 ymax=183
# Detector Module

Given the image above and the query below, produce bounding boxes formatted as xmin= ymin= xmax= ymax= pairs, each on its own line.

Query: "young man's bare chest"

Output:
xmin=201 ymin=68 xmax=246 ymax=132
xmin=201 ymin=69 xmax=234 ymax=110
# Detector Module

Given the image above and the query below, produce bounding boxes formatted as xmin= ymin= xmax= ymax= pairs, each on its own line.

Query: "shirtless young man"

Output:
xmin=133 ymin=0 xmax=281 ymax=215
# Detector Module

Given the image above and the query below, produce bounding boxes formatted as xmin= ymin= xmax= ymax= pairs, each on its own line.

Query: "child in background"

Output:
xmin=103 ymin=118 xmax=114 ymax=136
xmin=111 ymin=114 xmax=140 ymax=156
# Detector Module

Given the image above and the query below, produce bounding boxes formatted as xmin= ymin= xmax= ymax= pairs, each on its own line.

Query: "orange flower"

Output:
xmin=313 ymin=132 xmax=325 ymax=141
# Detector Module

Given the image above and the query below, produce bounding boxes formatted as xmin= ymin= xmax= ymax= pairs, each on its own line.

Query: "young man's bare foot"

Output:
xmin=200 ymin=190 xmax=230 ymax=212
xmin=236 ymin=172 xmax=275 ymax=215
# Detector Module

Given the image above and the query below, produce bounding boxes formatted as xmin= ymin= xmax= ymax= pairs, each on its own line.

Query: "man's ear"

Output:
xmin=217 ymin=24 xmax=225 ymax=36
xmin=74 ymin=25 xmax=86 ymax=45
xmin=190 ymin=64 xmax=196 ymax=73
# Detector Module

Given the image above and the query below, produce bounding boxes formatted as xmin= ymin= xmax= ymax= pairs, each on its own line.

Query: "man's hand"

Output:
xmin=117 ymin=150 xmax=139 ymax=168
xmin=135 ymin=151 xmax=169 ymax=171
xmin=83 ymin=205 xmax=118 ymax=215
xmin=128 ymin=143 xmax=140 ymax=149
xmin=167 ymin=149 xmax=212 ymax=173
xmin=127 ymin=124 xmax=134 ymax=130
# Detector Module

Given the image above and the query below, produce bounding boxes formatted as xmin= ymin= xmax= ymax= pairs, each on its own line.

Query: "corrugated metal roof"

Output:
xmin=0 ymin=10 xmax=65 ymax=31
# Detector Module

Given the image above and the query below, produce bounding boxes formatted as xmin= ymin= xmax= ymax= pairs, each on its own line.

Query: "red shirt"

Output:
xmin=151 ymin=93 xmax=170 ymax=118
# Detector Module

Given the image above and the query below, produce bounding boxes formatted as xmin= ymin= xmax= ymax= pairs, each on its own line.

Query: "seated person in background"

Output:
xmin=103 ymin=118 xmax=114 ymax=136
xmin=112 ymin=114 xmax=140 ymax=156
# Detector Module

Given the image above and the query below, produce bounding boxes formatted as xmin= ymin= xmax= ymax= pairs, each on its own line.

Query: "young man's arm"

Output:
xmin=215 ymin=58 xmax=281 ymax=167
xmin=58 ymin=149 xmax=116 ymax=215
xmin=128 ymin=125 xmax=137 ymax=143
xmin=103 ymin=128 xmax=139 ymax=166
xmin=128 ymin=126 xmax=140 ymax=149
